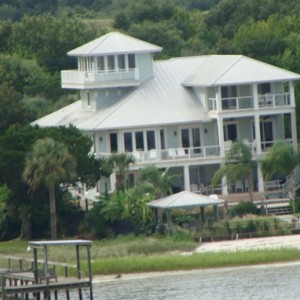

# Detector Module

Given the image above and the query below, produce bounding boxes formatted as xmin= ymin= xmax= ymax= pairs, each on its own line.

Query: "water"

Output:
xmin=93 ymin=263 xmax=300 ymax=300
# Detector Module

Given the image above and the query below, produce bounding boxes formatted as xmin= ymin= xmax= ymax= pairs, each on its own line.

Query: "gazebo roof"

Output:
xmin=147 ymin=191 xmax=224 ymax=209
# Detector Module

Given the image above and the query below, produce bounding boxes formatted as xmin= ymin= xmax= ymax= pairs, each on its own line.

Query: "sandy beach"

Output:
xmin=93 ymin=234 xmax=300 ymax=283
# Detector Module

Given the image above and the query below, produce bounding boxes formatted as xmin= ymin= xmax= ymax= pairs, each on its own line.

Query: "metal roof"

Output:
xmin=33 ymin=55 xmax=300 ymax=131
xmin=33 ymin=57 xmax=211 ymax=130
xmin=67 ymin=31 xmax=162 ymax=56
xmin=147 ymin=191 xmax=224 ymax=209
xmin=182 ymin=55 xmax=300 ymax=87
xmin=28 ymin=240 xmax=92 ymax=249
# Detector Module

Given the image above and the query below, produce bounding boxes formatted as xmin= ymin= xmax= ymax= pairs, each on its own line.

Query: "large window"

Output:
xmin=223 ymin=122 xmax=238 ymax=141
xmin=123 ymin=130 xmax=156 ymax=152
xmin=110 ymin=133 xmax=118 ymax=153
xmin=135 ymin=131 xmax=144 ymax=151
xmin=221 ymin=86 xmax=237 ymax=98
xmin=107 ymin=55 xmax=115 ymax=70
xmin=118 ymin=55 xmax=125 ymax=70
xmin=128 ymin=54 xmax=136 ymax=69
xmin=97 ymin=56 xmax=105 ymax=71
xmin=258 ymin=83 xmax=271 ymax=95
xmin=147 ymin=131 xmax=156 ymax=150
xmin=124 ymin=132 xmax=133 ymax=152
xmin=181 ymin=127 xmax=201 ymax=154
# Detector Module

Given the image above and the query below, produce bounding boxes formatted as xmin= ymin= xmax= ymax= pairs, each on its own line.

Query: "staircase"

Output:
xmin=266 ymin=205 xmax=293 ymax=216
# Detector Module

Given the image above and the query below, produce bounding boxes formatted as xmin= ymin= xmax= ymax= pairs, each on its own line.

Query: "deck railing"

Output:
xmin=208 ymin=93 xmax=290 ymax=112
xmin=61 ymin=68 xmax=139 ymax=87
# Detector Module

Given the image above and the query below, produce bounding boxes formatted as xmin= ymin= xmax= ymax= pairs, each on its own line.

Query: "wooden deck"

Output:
xmin=1 ymin=271 xmax=91 ymax=299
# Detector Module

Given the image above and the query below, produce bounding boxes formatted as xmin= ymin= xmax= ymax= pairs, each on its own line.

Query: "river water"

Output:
xmin=93 ymin=263 xmax=300 ymax=300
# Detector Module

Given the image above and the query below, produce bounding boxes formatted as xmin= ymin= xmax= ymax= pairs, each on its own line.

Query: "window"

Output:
xmin=135 ymin=131 xmax=144 ymax=151
xmin=87 ymin=92 xmax=90 ymax=106
xmin=223 ymin=122 xmax=238 ymax=141
xmin=258 ymin=83 xmax=271 ymax=95
xmin=118 ymin=55 xmax=125 ymax=70
xmin=107 ymin=55 xmax=115 ymax=70
xmin=124 ymin=132 xmax=133 ymax=152
xmin=110 ymin=133 xmax=118 ymax=153
xmin=252 ymin=119 xmax=274 ymax=149
xmin=97 ymin=56 xmax=105 ymax=71
xmin=221 ymin=86 xmax=237 ymax=98
xmin=160 ymin=129 xmax=165 ymax=150
xmin=147 ymin=131 xmax=156 ymax=150
xmin=181 ymin=127 xmax=201 ymax=154
xmin=128 ymin=54 xmax=136 ymax=69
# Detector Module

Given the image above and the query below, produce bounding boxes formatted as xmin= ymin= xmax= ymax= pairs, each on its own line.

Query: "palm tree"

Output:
xmin=261 ymin=142 xmax=300 ymax=211
xmin=135 ymin=166 xmax=172 ymax=198
xmin=108 ymin=153 xmax=134 ymax=190
xmin=23 ymin=137 xmax=76 ymax=239
xmin=212 ymin=141 xmax=256 ymax=201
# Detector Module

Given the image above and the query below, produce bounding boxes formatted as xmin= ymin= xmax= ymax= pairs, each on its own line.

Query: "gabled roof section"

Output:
xmin=33 ymin=57 xmax=211 ymax=130
xmin=67 ymin=31 xmax=162 ymax=57
xmin=182 ymin=55 xmax=300 ymax=87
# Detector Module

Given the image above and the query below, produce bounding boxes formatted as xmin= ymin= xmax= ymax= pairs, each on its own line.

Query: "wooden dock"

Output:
xmin=0 ymin=240 xmax=94 ymax=300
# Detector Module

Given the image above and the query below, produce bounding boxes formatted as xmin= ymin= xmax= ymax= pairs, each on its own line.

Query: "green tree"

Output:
xmin=23 ymin=137 xmax=76 ymax=239
xmin=0 ymin=82 xmax=31 ymax=134
xmin=261 ymin=142 xmax=300 ymax=210
xmin=212 ymin=141 xmax=256 ymax=201
xmin=9 ymin=14 xmax=95 ymax=72
xmin=107 ymin=153 xmax=134 ymax=190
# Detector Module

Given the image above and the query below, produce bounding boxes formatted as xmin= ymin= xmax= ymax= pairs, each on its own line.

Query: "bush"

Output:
xmin=230 ymin=201 xmax=259 ymax=217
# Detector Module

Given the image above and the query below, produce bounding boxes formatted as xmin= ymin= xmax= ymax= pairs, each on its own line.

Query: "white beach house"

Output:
xmin=33 ymin=31 xmax=300 ymax=200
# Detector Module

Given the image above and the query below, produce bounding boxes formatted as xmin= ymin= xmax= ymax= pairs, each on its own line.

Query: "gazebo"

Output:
xmin=147 ymin=191 xmax=224 ymax=232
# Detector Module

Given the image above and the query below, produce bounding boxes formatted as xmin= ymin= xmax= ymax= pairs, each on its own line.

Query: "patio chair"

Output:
xmin=168 ymin=148 xmax=176 ymax=159
xmin=132 ymin=151 xmax=142 ymax=162
xmin=149 ymin=149 xmax=157 ymax=160
xmin=235 ymin=180 xmax=244 ymax=192
xmin=176 ymin=148 xmax=187 ymax=158
xmin=190 ymin=184 xmax=199 ymax=192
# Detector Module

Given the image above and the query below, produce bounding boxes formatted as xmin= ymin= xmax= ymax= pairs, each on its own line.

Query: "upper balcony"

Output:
xmin=61 ymin=68 xmax=140 ymax=89
xmin=208 ymin=92 xmax=290 ymax=113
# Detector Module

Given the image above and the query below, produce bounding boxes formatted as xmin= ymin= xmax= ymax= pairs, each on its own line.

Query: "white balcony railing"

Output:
xmin=61 ymin=68 xmax=139 ymax=88
xmin=98 ymin=145 xmax=221 ymax=164
xmin=208 ymin=93 xmax=290 ymax=112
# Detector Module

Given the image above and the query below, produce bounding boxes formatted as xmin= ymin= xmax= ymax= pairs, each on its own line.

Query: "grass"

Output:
xmin=1 ymin=236 xmax=300 ymax=276
xmin=90 ymin=248 xmax=300 ymax=275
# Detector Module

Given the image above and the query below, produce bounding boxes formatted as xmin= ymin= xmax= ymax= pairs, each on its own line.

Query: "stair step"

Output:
xmin=267 ymin=206 xmax=292 ymax=216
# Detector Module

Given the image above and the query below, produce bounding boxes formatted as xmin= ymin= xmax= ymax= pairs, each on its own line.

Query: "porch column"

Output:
xmin=110 ymin=172 xmax=117 ymax=192
xmin=291 ymin=111 xmax=298 ymax=151
xmin=289 ymin=81 xmax=295 ymax=107
xmin=257 ymin=163 xmax=265 ymax=193
xmin=217 ymin=116 xmax=225 ymax=157
xmin=183 ymin=165 xmax=191 ymax=191
xmin=222 ymin=175 xmax=228 ymax=195
xmin=216 ymin=86 xmax=222 ymax=112
xmin=254 ymin=114 xmax=262 ymax=155
xmin=253 ymin=83 xmax=258 ymax=110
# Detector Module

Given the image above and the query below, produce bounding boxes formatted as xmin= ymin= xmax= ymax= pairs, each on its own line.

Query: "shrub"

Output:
xmin=230 ymin=201 xmax=259 ymax=217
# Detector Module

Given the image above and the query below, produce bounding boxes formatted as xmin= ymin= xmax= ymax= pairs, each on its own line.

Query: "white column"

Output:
xmin=254 ymin=114 xmax=262 ymax=154
xmin=216 ymin=86 xmax=222 ymax=112
xmin=222 ymin=175 xmax=228 ymax=195
xmin=183 ymin=165 xmax=190 ymax=191
xmin=217 ymin=116 xmax=225 ymax=156
xmin=257 ymin=163 xmax=265 ymax=193
xmin=289 ymin=81 xmax=295 ymax=107
xmin=110 ymin=172 xmax=117 ymax=192
xmin=253 ymin=83 xmax=258 ymax=110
